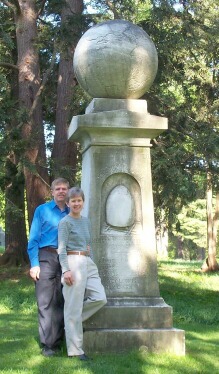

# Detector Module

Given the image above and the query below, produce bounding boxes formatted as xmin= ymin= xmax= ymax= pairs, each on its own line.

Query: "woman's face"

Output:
xmin=68 ymin=195 xmax=84 ymax=217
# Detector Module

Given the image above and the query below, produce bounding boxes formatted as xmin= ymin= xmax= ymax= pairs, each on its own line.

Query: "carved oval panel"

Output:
xmin=106 ymin=185 xmax=135 ymax=228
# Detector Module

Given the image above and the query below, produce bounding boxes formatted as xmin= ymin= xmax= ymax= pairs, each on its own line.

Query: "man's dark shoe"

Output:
xmin=79 ymin=354 xmax=92 ymax=361
xmin=68 ymin=353 xmax=92 ymax=361
xmin=41 ymin=347 xmax=56 ymax=357
xmin=53 ymin=346 xmax=62 ymax=353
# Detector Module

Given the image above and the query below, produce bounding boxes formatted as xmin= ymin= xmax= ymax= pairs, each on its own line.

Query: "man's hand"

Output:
xmin=30 ymin=266 xmax=40 ymax=281
xmin=63 ymin=270 xmax=74 ymax=286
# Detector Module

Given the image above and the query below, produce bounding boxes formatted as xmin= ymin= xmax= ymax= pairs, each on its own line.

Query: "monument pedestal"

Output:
xmin=68 ymin=99 xmax=185 ymax=355
xmin=84 ymin=329 xmax=184 ymax=355
xmin=82 ymin=297 xmax=184 ymax=355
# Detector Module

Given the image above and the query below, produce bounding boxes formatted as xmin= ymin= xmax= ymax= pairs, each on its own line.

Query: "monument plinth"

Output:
xmin=68 ymin=20 xmax=185 ymax=355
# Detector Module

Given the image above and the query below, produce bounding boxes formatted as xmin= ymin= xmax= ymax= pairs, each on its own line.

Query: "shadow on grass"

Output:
xmin=1 ymin=312 xmax=219 ymax=373
xmin=0 ymin=263 xmax=219 ymax=373
xmin=158 ymin=262 xmax=219 ymax=326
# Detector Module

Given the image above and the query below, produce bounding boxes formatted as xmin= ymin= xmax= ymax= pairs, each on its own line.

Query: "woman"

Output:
xmin=58 ymin=187 xmax=107 ymax=360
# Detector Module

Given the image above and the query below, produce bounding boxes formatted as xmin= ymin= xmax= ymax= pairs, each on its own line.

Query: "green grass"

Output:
xmin=0 ymin=260 xmax=218 ymax=374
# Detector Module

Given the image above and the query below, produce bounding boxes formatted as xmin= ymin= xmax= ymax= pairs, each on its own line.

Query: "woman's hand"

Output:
xmin=63 ymin=270 xmax=74 ymax=286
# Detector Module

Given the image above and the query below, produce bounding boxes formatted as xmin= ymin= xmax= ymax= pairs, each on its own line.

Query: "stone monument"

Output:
xmin=68 ymin=19 xmax=185 ymax=355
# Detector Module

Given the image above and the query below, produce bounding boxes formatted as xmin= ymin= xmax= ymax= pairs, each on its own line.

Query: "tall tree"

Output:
xmin=1 ymin=0 xmax=218 ymax=269
xmin=51 ymin=0 xmax=84 ymax=181
xmin=140 ymin=0 xmax=219 ymax=269
xmin=15 ymin=0 xmax=50 ymax=221
xmin=1 ymin=0 xmax=50 ymax=224
xmin=0 ymin=0 xmax=87 ymax=265
xmin=0 ymin=4 xmax=28 ymax=265
xmin=203 ymin=171 xmax=219 ymax=271
xmin=1 ymin=0 xmax=85 ymax=224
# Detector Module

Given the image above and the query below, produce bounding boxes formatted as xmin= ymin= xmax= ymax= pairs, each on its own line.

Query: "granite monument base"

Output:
xmin=83 ymin=297 xmax=185 ymax=355
xmin=84 ymin=328 xmax=185 ymax=355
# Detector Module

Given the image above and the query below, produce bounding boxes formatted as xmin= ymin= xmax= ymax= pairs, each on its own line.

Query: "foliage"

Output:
xmin=0 ymin=0 xmax=219 ymax=266
xmin=143 ymin=0 xmax=219 ymax=229
xmin=177 ymin=199 xmax=207 ymax=245
xmin=0 ymin=190 xmax=5 ymax=229
xmin=0 ymin=261 xmax=219 ymax=373
xmin=0 ymin=0 xmax=88 ymax=262
xmin=167 ymin=199 xmax=207 ymax=260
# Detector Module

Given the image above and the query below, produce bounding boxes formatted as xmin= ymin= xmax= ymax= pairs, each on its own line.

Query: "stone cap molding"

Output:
xmin=68 ymin=101 xmax=168 ymax=152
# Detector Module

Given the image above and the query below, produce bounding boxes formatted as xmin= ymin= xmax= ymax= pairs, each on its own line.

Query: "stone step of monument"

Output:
xmin=83 ymin=304 xmax=173 ymax=329
xmin=83 ymin=328 xmax=185 ymax=355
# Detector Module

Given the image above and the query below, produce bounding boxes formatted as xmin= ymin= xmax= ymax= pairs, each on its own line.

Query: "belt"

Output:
xmin=67 ymin=250 xmax=90 ymax=256
xmin=40 ymin=246 xmax=57 ymax=254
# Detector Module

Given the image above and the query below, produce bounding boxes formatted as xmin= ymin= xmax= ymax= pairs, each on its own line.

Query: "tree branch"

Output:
xmin=105 ymin=0 xmax=120 ymax=19
xmin=1 ymin=0 xmax=14 ymax=8
xmin=0 ymin=62 xmax=19 ymax=71
xmin=1 ymin=0 xmax=21 ymax=13
xmin=29 ymin=44 xmax=57 ymax=117
xmin=37 ymin=0 xmax=47 ymax=18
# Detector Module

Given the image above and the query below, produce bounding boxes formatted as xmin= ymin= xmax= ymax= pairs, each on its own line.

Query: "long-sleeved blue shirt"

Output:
xmin=27 ymin=200 xmax=69 ymax=267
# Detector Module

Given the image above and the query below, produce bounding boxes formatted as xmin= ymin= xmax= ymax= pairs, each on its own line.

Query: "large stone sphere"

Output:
xmin=73 ymin=20 xmax=158 ymax=99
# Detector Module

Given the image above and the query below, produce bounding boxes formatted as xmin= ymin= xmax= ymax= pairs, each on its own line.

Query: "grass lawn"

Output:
xmin=0 ymin=260 xmax=218 ymax=374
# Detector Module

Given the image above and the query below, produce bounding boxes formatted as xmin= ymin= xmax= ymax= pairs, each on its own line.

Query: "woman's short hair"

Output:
xmin=67 ymin=187 xmax=85 ymax=202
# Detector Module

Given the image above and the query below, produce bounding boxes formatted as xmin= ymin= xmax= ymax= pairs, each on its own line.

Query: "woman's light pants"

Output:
xmin=63 ymin=255 xmax=107 ymax=356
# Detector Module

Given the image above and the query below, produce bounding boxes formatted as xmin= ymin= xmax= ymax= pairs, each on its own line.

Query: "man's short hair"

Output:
xmin=51 ymin=178 xmax=70 ymax=190
xmin=67 ymin=187 xmax=85 ymax=202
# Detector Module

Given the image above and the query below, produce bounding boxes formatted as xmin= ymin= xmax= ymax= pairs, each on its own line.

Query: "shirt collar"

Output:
xmin=49 ymin=199 xmax=69 ymax=212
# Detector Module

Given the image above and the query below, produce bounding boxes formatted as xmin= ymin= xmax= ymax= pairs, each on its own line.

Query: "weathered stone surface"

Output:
xmin=68 ymin=100 xmax=168 ymax=151
xmin=83 ymin=329 xmax=185 ymax=355
xmin=68 ymin=100 xmax=168 ymax=298
xmin=85 ymin=98 xmax=148 ymax=114
xmin=69 ymin=14 xmax=185 ymax=355
xmin=106 ymin=185 xmax=135 ymax=227
xmin=83 ymin=297 xmax=173 ymax=329
xmin=73 ymin=20 xmax=158 ymax=99
xmin=69 ymin=95 xmax=185 ymax=354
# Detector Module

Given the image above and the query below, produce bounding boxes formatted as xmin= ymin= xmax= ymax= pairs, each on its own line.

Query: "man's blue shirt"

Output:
xmin=27 ymin=200 xmax=69 ymax=267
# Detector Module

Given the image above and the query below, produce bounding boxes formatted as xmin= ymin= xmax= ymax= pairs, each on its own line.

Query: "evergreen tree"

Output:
xmin=0 ymin=0 xmax=86 ymax=265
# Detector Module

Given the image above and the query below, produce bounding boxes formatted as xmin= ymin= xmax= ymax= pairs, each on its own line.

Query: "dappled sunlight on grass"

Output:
xmin=0 ymin=271 xmax=36 ymax=314
xmin=158 ymin=260 xmax=219 ymax=292
xmin=0 ymin=261 xmax=218 ymax=373
xmin=185 ymin=326 xmax=219 ymax=344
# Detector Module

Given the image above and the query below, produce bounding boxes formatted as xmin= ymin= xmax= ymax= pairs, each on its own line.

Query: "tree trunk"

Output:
xmin=0 ymin=158 xmax=28 ymax=267
xmin=202 ymin=171 xmax=219 ymax=272
xmin=15 ymin=0 xmax=49 ymax=224
xmin=0 ymin=33 xmax=28 ymax=267
xmin=51 ymin=0 xmax=84 ymax=183
xmin=156 ymin=224 xmax=168 ymax=259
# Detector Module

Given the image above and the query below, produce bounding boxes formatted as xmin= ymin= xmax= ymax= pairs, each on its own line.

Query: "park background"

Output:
xmin=0 ymin=1 xmax=218 ymax=372
xmin=0 ymin=0 xmax=218 ymax=270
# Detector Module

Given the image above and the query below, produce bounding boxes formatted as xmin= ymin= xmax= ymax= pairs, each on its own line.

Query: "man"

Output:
xmin=27 ymin=178 xmax=70 ymax=357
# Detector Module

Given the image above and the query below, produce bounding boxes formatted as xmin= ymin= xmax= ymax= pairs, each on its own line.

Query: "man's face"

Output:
xmin=51 ymin=183 xmax=69 ymax=204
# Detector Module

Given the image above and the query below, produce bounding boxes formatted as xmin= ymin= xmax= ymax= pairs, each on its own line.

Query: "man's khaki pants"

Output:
xmin=63 ymin=255 xmax=107 ymax=356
